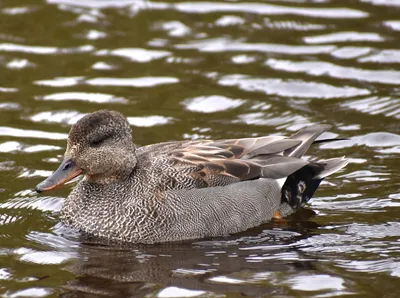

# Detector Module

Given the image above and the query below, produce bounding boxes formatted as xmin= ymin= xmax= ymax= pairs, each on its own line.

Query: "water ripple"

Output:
xmin=286 ymin=274 xmax=345 ymax=292
xmin=266 ymin=58 xmax=400 ymax=85
xmin=338 ymin=259 xmax=400 ymax=277
xmin=4 ymin=287 xmax=52 ymax=298
xmin=38 ymin=92 xmax=128 ymax=104
xmin=155 ymin=21 xmax=191 ymax=37
xmin=96 ymin=48 xmax=171 ymax=62
xmin=342 ymin=96 xmax=400 ymax=119
xmin=0 ymin=43 xmax=94 ymax=55
xmin=173 ymin=2 xmax=368 ymax=18
xmin=384 ymin=20 xmax=400 ymax=31
xmin=30 ymin=111 xmax=84 ymax=125
xmin=158 ymin=287 xmax=206 ymax=298
xmin=34 ymin=76 xmax=83 ymax=87
xmin=0 ymin=127 xmax=67 ymax=140
xmin=359 ymin=50 xmax=400 ymax=63
xmin=320 ymin=132 xmax=400 ymax=149
xmin=177 ymin=38 xmax=336 ymax=55
xmin=304 ymin=31 xmax=384 ymax=44
xmin=127 ymin=116 xmax=174 ymax=127
xmin=86 ymin=76 xmax=179 ymax=87
xmin=218 ymin=74 xmax=370 ymax=99
xmin=0 ymin=142 xmax=60 ymax=153
xmin=183 ymin=95 xmax=245 ymax=113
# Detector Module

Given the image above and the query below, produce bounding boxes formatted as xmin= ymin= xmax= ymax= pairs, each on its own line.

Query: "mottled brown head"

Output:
xmin=36 ymin=110 xmax=137 ymax=192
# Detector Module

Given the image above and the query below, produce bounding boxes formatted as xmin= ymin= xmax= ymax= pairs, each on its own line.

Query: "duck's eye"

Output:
xmin=90 ymin=136 xmax=109 ymax=147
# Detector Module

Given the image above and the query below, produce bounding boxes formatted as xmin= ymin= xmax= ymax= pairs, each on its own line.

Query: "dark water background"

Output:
xmin=0 ymin=0 xmax=399 ymax=297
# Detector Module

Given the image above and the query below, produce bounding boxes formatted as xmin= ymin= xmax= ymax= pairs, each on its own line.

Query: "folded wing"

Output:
xmin=168 ymin=124 xmax=346 ymax=187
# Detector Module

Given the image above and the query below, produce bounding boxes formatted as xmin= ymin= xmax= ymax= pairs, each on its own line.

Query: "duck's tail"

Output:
xmin=277 ymin=157 xmax=348 ymax=217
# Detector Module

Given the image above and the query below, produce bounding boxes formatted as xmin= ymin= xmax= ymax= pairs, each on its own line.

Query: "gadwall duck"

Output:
xmin=36 ymin=110 xmax=348 ymax=244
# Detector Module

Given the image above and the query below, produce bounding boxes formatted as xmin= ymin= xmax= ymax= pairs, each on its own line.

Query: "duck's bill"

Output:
xmin=35 ymin=159 xmax=82 ymax=193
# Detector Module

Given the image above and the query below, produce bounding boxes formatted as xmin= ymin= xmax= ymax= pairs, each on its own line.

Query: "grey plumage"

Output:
xmin=36 ymin=110 xmax=348 ymax=244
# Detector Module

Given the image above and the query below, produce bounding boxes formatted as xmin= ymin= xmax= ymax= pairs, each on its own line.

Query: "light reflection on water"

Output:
xmin=0 ymin=0 xmax=399 ymax=297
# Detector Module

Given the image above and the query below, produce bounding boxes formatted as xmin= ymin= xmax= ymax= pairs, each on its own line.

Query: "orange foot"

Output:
xmin=273 ymin=210 xmax=281 ymax=219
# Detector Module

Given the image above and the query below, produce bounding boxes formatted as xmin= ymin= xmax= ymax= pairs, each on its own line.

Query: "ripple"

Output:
xmin=218 ymin=74 xmax=370 ymax=99
xmin=338 ymin=170 xmax=390 ymax=181
xmin=331 ymin=46 xmax=371 ymax=59
xmin=287 ymin=274 xmax=345 ymax=291
xmin=321 ymin=132 xmax=400 ymax=149
xmin=34 ymin=76 xmax=83 ymax=87
xmin=0 ymin=141 xmax=60 ymax=153
xmin=176 ymin=37 xmax=336 ymax=55
xmin=48 ymin=0 xmax=167 ymax=9
xmin=18 ymin=250 xmax=73 ymax=265
xmin=91 ymin=61 xmax=115 ymax=70
xmin=0 ymin=87 xmax=18 ymax=93
xmin=0 ymin=161 xmax=14 ymax=171
xmin=358 ymin=50 xmax=400 ymax=63
xmin=96 ymin=48 xmax=171 ymax=62
xmin=0 ymin=267 xmax=11 ymax=280
xmin=264 ymin=20 xmax=326 ymax=31
xmin=384 ymin=20 xmax=400 ymax=31
xmin=0 ymin=196 xmax=63 ymax=212
xmin=38 ymin=92 xmax=128 ymax=104
xmin=18 ymin=170 xmax=54 ymax=178
xmin=2 ymin=6 xmax=35 ymax=15
xmin=266 ymin=58 xmax=400 ymax=85
xmin=312 ymin=197 xmax=400 ymax=211
xmin=155 ymin=21 xmax=191 ymax=37
xmin=377 ymin=146 xmax=400 ymax=154
xmin=6 ymin=58 xmax=35 ymax=69
xmin=361 ymin=0 xmax=400 ymax=7
xmin=0 ymin=214 xmax=21 ymax=226
xmin=173 ymin=2 xmax=368 ymax=18
xmin=182 ymin=95 xmax=245 ymax=113
xmin=304 ymin=31 xmax=384 ymax=44
xmin=5 ymin=287 xmax=52 ymax=297
xmin=158 ymin=287 xmax=206 ymax=298
xmin=30 ymin=111 xmax=84 ymax=125
xmin=26 ymin=231 xmax=80 ymax=250
xmin=215 ymin=15 xmax=245 ymax=27
xmin=231 ymin=54 xmax=256 ymax=64
xmin=338 ymin=259 xmax=400 ymax=277
xmin=346 ymin=222 xmax=400 ymax=239
xmin=127 ymin=116 xmax=174 ymax=127
xmin=295 ymin=234 xmax=365 ymax=253
xmin=0 ymin=127 xmax=67 ymax=140
xmin=0 ymin=102 xmax=20 ymax=110
xmin=209 ymin=275 xmax=247 ymax=284
xmin=0 ymin=43 xmax=94 ymax=55
xmin=86 ymin=76 xmax=179 ymax=87
xmin=83 ymin=29 xmax=106 ymax=40
xmin=236 ymin=111 xmax=310 ymax=130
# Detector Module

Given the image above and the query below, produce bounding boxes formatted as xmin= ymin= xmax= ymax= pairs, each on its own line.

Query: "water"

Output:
xmin=0 ymin=0 xmax=399 ymax=297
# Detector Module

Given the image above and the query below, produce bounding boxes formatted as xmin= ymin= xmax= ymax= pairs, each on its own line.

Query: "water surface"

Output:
xmin=0 ymin=0 xmax=399 ymax=297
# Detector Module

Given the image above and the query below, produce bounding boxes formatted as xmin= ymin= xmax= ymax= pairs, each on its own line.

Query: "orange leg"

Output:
xmin=273 ymin=210 xmax=281 ymax=219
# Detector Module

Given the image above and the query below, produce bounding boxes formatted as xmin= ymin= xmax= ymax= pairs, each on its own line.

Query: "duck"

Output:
xmin=36 ymin=110 xmax=348 ymax=244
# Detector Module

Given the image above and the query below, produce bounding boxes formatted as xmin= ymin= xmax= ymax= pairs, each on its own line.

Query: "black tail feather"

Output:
xmin=280 ymin=164 xmax=323 ymax=209
xmin=313 ymin=137 xmax=349 ymax=144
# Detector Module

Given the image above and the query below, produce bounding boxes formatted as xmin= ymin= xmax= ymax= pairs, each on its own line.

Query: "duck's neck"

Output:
xmin=84 ymin=149 xmax=137 ymax=185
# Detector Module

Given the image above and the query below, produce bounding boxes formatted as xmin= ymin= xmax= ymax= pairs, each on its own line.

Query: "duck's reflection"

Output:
xmin=59 ymin=211 xmax=319 ymax=297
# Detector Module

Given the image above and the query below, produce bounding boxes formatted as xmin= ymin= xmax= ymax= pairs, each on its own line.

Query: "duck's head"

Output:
xmin=36 ymin=110 xmax=136 ymax=192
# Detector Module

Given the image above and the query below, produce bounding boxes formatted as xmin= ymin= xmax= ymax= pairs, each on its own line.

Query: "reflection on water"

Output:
xmin=0 ymin=0 xmax=400 ymax=297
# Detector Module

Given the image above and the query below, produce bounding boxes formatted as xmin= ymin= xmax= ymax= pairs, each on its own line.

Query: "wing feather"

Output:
xmin=140 ymin=124 xmax=343 ymax=189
